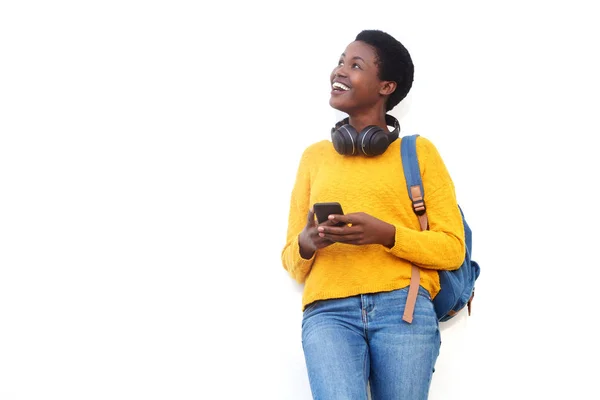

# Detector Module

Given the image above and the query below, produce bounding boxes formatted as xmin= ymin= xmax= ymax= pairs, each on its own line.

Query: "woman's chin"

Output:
xmin=329 ymin=97 xmax=348 ymax=113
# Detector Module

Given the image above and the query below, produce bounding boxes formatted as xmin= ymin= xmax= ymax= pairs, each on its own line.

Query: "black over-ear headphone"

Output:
xmin=331 ymin=114 xmax=400 ymax=156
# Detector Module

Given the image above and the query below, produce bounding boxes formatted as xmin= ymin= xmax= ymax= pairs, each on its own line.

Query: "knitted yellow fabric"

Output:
xmin=281 ymin=136 xmax=466 ymax=311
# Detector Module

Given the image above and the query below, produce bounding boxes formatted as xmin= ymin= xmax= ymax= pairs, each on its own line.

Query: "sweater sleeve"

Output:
xmin=281 ymin=147 xmax=316 ymax=283
xmin=386 ymin=137 xmax=466 ymax=270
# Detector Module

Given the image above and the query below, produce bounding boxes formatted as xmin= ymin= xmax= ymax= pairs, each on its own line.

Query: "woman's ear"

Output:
xmin=379 ymin=81 xmax=397 ymax=96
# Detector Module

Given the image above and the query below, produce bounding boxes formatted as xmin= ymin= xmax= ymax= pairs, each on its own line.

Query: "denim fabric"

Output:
xmin=301 ymin=286 xmax=441 ymax=400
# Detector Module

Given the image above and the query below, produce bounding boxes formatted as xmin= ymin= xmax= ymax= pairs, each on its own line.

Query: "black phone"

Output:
xmin=313 ymin=202 xmax=345 ymax=226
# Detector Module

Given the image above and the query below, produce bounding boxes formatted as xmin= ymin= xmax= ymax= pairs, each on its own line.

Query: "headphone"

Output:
xmin=331 ymin=114 xmax=400 ymax=156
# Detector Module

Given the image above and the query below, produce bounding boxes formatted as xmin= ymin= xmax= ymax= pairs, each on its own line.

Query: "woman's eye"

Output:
xmin=338 ymin=60 xmax=344 ymax=66
xmin=352 ymin=63 xmax=361 ymax=69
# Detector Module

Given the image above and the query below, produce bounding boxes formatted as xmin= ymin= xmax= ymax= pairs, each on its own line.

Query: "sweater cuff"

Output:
xmin=385 ymin=224 xmax=410 ymax=258
xmin=293 ymin=235 xmax=315 ymax=274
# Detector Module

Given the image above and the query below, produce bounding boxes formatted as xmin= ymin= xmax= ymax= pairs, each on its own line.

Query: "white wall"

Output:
xmin=1 ymin=1 xmax=599 ymax=399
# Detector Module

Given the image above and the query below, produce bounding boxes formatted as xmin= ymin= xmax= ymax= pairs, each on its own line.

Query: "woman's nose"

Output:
xmin=333 ymin=65 xmax=347 ymax=78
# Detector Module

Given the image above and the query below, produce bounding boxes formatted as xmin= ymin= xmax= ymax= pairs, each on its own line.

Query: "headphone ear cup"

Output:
xmin=358 ymin=126 xmax=390 ymax=156
xmin=331 ymin=124 xmax=359 ymax=155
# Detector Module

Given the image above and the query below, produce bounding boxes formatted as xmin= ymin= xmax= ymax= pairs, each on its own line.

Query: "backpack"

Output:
xmin=400 ymin=134 xmax=481 ymax=323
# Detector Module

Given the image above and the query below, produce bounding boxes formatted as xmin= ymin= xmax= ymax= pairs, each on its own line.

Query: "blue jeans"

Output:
xmin=301 ymin=286 xmax=441 ymax=400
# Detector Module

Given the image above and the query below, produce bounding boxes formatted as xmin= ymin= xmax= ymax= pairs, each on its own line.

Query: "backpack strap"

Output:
xmin=401 ymin=135 xmax=428 ymax=231
xmin=400 ymin=135 xmax=430 ymax=323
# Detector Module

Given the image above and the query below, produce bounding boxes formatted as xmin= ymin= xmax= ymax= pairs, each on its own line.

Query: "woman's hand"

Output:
xmin=317 ymin=212 xmax=396 ymax=248
xmin=298 ymin=209 xmax=337 ymax=259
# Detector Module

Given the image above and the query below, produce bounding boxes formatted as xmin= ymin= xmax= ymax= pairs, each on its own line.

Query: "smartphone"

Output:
xmin=313 ymin=202 xmax=345 ymax=226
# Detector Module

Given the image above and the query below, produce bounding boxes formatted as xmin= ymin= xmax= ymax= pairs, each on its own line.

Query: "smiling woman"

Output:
xmin=280 ymin=30 xmax=466 ymax=400
xmin=330 ymin=32 xmax=413 ymax=115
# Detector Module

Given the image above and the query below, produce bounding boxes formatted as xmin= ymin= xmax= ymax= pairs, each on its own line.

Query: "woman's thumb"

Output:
xmin=306 ymin=208 xmax=315 ymax=226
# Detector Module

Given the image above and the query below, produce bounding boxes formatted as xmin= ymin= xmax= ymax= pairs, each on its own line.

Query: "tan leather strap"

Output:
xmin=409 ymin=185 xmax=428 ymax=231
xmin=402 ymin=264 xmax=421 ymax=323
xmin=417 ymin=214 xmax=428 ymax=231
xmin=467 ymin=290 xmax=475 ymax=316
xmin=403 ymin=185 xmax=429 ymax=324
xmin=409 ymin=185 xmax=426 ymax=215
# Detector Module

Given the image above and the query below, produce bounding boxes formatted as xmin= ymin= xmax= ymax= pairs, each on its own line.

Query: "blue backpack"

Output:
xmin=400 ymin=134 xmax=480 ymax=322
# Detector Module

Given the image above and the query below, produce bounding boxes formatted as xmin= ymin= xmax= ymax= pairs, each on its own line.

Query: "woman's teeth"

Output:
xmin=332 ymin=82 xmax=350 ymax=91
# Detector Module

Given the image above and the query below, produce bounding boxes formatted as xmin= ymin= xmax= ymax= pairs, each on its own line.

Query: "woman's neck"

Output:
xmin=348 ymin=110 xmax=389 ymax=133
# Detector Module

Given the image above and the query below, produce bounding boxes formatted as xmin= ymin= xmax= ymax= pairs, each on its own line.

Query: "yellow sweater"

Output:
xmin=281 ymin=136 xmax=466 ymax=311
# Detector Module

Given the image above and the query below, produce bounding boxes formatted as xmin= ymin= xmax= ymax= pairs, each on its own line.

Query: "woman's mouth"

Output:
xmin=331 ymin=81 xmax=351 ymax=95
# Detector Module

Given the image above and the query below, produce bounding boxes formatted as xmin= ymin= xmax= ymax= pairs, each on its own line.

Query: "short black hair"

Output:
xmin=355 ymin=30 xmax=414 ymax=111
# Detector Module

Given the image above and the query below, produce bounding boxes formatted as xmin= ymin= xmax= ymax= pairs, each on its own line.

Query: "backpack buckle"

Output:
xmin=412 ymin=200 xmax=426 ymax=216
xmin=409 ymin=186 xmax=426 ymax=216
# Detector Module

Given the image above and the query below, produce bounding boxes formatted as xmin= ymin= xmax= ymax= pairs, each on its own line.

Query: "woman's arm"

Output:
xmin=386 ymin=137 xmax=465 ymax=270
xmin=320 ymin=137 xmax=466 ymax=271
xmin=280 ymin=148 xmax=316 ymax=283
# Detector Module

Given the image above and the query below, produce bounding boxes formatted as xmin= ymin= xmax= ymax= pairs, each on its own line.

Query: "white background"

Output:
xmin=1 ymin=1 xmax=599 ymax=399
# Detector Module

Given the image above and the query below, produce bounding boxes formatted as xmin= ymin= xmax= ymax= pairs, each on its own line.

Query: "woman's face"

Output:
xmin=329 ymin=40 xmax=386 ymax=114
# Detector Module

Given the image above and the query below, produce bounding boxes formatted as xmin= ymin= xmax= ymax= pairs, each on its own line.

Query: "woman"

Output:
xmin=281 ymin=29 xmax=465 ymax=399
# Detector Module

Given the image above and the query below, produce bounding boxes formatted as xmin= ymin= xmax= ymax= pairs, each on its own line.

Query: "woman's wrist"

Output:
xmin=298 ymin=233 xmax=316 ymax=259
xmin=382 ymin=223 xmax=396 ymax=248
